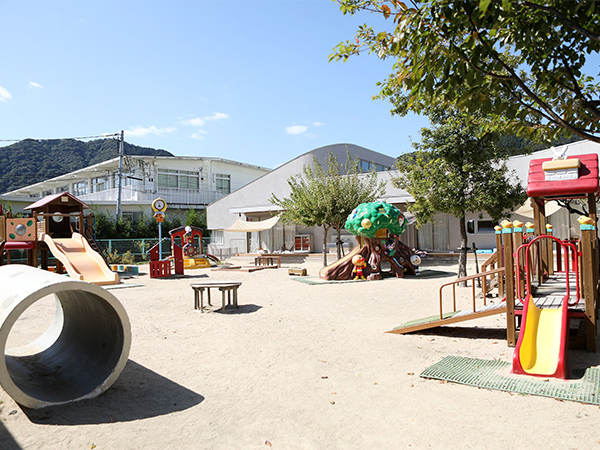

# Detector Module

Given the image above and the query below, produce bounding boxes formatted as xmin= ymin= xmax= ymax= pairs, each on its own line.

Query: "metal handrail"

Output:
xmin=438 ymin=267 xmax=506 ymax=320
xmin=515 ymin=235 xmax=580 ymax=307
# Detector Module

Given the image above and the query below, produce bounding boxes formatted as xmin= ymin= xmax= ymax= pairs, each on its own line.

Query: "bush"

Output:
xmin=105 ymin=249 xmax=136 ymax=265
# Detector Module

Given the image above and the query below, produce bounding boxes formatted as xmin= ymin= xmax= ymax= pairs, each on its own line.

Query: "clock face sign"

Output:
xmin=152 ymin=198 xmax=167 ymax=212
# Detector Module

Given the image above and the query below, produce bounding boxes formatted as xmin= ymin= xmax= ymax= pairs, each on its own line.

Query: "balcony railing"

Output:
xmin=78 ymin=186 xmax=227 ymax=206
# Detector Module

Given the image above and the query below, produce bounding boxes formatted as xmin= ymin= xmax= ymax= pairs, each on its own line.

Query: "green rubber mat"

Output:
xmin=103 ymin=282 xmax=144 ymax=290
xmin=291 ymin=269 xmax=456 ymax=285
xmin=420 ymin=356 xmax=600 ymax=405
xmin=290 ymin=277 xmax=362 ymax=285
xmin=393 ymin=311 xmax=460 ymax=329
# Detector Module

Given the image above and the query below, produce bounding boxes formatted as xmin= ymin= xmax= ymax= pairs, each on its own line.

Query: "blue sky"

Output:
xmin=1 ymin=1 xmax=598 ymax=171
xmin=0 ymin=0 xmax=430 ymax=169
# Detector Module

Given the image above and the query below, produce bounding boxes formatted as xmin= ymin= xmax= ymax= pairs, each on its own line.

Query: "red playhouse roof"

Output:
xmin=527 ymin=153 xmax=599 ymax=199
xmin=24 ymin=192 xmax=90 ymax=211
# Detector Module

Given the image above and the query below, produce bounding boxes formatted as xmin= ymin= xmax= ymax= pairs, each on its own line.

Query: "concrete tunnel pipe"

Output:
xmin=0 ymin=265 xmax=131 ymax=409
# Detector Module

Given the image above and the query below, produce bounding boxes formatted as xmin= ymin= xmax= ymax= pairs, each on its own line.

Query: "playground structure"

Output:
xmin=0 ymin=264 xmax=131 ymax=408
xmin=0 ymin=192 xmax=119 ymax=286
xmin=320 ymin=201 xmax=419 ymax=280
xmin=148 ymin=225 xmax=219 ymax=278
xmin=388 ymin=153 xmax=599 ymax=380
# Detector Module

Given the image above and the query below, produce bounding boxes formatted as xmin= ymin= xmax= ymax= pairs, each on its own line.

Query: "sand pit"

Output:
xmin=1 ymin=256 xmax=600 ymax=449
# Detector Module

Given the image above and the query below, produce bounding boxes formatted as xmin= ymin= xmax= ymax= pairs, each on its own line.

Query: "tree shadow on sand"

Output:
xmin=21 ymin=360 xmax=204 ymax=426
xmin=416 ymin=269 xmax=458 ymax=279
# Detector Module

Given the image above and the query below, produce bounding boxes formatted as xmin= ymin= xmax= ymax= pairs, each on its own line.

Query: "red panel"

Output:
xmin=4 ymin=242 xmax=36 ymax=250
xmin=527 ymin=154 xmax=599 ymax=198
xmin=150 ymin=260 xmax=171 ymax=278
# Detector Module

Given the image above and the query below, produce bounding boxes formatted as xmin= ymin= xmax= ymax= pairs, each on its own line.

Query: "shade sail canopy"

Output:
xmin=224 ymin=215 xmax=280 ymax=232
xmin=512 ymin=199 xmax=562 ymax=217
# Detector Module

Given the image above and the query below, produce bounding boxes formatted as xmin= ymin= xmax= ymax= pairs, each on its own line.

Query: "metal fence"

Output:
xmin=97 ymin=237 xmax=212 ymax=261
xmin=4 ymin=237 xmax=212 ymax=264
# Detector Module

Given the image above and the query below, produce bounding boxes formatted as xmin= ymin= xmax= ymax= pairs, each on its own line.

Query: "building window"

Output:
xmin=359 ymin=160 xmax=390 ymax=172
xmin=215 ymin=174 xmax=231 ymax=194
xmin=158 ymin=169 xmax=178 ymax=188
xmin=212 ymin=230 xmax=224 ymax=244
xmin=157 ymin=169 xmax=199 ymax=190
xmin=57 ymin=185 xmax=69 ymax=193
xmin=72 ymin=181 xmax=87 ymax=196
xmin=179 ymin=170 xmax=199 ymax=190
xmin=91 ymin=177 xmax=108 ymax=193
xmin=114 ymin=173 xmax=132 ymax=187
xmin=477 ymin=220 xmax=496 ymax=233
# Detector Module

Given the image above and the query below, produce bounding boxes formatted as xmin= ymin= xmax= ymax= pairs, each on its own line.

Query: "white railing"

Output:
xmin=78 ymin=187 xmax=227 ymax=205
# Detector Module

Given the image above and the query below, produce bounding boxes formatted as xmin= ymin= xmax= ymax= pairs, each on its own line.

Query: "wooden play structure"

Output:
xmin=0 ymin=192 xmax=118 ymax=285
xmin=389 ymin=153 xmax=599 ymax=379
xmin=148 ymin=226 xmax=219 ymax=278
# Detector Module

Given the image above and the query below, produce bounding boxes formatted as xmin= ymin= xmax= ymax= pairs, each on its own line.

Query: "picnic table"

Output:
xmin=190 ymin=281 xmax=242 ymax=312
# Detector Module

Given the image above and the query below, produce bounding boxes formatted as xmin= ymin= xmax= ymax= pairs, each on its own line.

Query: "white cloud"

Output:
xmin=126 ymin=125 xmax=176 ymax=137
xmin=183 ymin=117 xmax=205 ymax=127
xmin=312 ymin=121 xmax=323 ymax=127
xmin=286 ymin=125 xmax=308 ymax=135
xmin=0 ymin=85 xmax=12 ymax=102
xmin=191 ymin=130 xmax=208 ymax=140
xmin=206 ymin=112 xmax=229 ymax=121
xmin=29 ymin=81 xmax=43 ymax=89
xmin=183 ymin=112 xmax=229 ymax=127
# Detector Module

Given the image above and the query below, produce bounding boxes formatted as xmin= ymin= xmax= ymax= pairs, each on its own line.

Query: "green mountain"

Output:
xmin=0 ymin=138 xmax=173 ymax=194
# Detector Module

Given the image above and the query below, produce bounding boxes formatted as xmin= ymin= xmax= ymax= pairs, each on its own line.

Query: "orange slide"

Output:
xmin=43 ymin=233 xmax=119 ymax=286
xmin=319 ymin=245 xmax=363 ymax=279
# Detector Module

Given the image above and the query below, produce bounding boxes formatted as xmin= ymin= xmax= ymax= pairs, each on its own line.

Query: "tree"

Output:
xmin=184 ymin=208 xmax=207 ymax=230
xmin=393 ymin=107 xmax=527 ymax=280
xmin=331 ymin=0 xmax=600 ymax=144
xmin=270 ymin=152 xmax=385 ymax=266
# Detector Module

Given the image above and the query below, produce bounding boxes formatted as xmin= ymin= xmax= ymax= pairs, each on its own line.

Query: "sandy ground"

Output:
xmin=2 ymin=255 xmax=600 ymax=449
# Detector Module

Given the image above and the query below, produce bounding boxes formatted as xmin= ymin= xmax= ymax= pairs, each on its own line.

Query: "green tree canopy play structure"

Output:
xmin=319 ymin=201 xmax=418 ymax=280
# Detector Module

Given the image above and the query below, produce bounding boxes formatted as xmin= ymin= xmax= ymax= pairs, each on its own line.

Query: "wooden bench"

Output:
xmin=190 ymin=281 xmax=242 ymax=312
xmin=254 ymin=255 xmax=281 ymax=268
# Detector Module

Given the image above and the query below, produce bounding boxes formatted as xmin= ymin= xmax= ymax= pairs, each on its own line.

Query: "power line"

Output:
xmin=0 ymin=133 xmax=120 ymax=143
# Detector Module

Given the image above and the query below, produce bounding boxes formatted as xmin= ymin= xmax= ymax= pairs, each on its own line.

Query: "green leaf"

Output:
xmin=479 ymin=0 xmax=492 ymax=15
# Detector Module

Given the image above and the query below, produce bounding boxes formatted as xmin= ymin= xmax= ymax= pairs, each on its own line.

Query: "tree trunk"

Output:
xmin=458 ymin=213 xmax=468 ymax=286
xmin=322 ymin=225 xmax=330 ymax=267
xmin=336 ymin=227 xmax=342 ymax=260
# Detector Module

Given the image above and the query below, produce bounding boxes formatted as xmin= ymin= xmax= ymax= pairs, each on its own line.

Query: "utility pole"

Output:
xmin=116 ymin=130 xmax=124 ymax=218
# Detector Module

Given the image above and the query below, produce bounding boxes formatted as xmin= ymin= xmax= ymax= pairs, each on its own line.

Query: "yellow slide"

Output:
xmin=43 ymin=233 xmax=119 ymax=286
xmin=513 ymin=295 xmax=568 ymax=378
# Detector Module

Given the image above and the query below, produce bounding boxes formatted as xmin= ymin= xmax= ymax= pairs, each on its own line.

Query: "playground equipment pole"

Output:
xmin=117 ymin=130 xmax=124 ymax=218
xmin=159 ymin=221 xmax=162 ymax=260
xmin=495 ymin=228 xmax=504 ymax=298
xmin=581 ymin=223 xmax=597 ymax=352
xmin=532 ymin=198 xmax=548 ymax=283
xmin=502 ymin=226 xmax=516 ymax=347
xmin=513 ymin=226 xmax=525 ymax=299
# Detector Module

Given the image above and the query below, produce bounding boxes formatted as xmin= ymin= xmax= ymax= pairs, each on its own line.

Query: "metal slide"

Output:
xmin=43 ymin=232 xmax=119 ymax=285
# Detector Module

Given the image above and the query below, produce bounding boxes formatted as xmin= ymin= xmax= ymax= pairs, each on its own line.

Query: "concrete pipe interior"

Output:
xmin=0 ymin=265 xmax=131 ymax=409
